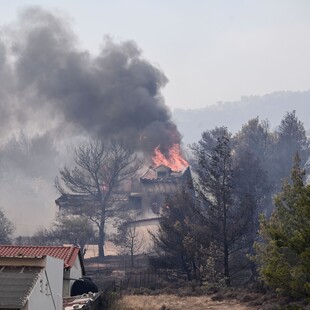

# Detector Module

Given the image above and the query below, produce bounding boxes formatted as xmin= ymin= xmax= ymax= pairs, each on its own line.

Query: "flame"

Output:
xmin=152 ymin=144 xmax=188 ymax=171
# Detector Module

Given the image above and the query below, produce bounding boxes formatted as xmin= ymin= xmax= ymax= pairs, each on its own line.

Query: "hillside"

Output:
xmin=173 ymin=90 xmax=310 ymax=145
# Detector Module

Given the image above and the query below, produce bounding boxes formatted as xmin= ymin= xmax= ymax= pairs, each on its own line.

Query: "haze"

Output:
xmin=1 ymin=1 xmax=310 ymax=109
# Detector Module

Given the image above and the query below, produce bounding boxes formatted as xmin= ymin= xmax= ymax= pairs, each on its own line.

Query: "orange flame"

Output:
xmin=152 ymin=144 xmax=188 ymax=171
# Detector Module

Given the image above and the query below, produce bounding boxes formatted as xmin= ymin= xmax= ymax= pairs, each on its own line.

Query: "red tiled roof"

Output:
xmin=0 ymin=245 xmax=81 ymax=269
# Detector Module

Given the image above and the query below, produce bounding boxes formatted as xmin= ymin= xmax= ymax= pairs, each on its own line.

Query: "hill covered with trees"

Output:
xmin=173 ymin=90 xmax=310 ymax=145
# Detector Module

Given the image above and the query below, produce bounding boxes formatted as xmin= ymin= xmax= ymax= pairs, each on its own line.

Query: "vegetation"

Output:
xmin=55 ymin=139 xmax=142 ymax=257
xmin=193 ymin=129 xmax=256 ymax=286
xmin=152 ymin=111 xmax=310 ymax=293
xmin=0 ymin=208 xmax=14 ymax=244
xmin=151 ymin=189 xmax=202 ymax=281
xmin=113 ymin=221 xmax=144 ymax=267
xmin=152 ymin=126 xmax=269 ymax=285
xmin=113 ymin=294 xmax=254 ymax=310
xmin=6 ymin=110 xmax=310 ymax=307
xmin=16 ymin=213 xmax=95 ymax=256
xmin=51 ymin=214 xmax=96 ymax=255
xmin=112 ymin=287 xmax=310 ymax=310
xmin=254 ymin=154 xmax=310 ymax=299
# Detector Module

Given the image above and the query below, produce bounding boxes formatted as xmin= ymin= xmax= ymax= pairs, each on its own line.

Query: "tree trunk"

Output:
xmin=98 ymin=205 xmax=106 ymax=258
xmin=181 ymin=255 xmax=192 ymax=281
xmin=224 ymin=242 xmax=230 ymax=286
xmin=98 ymin=223 xmax=105 ymax=258
xmin=223 ymin=203 xmax=230 ymax=286
xmin=130 ymin=249 xmax=134 ymax=267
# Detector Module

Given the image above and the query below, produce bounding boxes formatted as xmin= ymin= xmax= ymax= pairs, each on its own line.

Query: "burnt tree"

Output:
xmin=55 ymin=139 xmax=141 ymax=258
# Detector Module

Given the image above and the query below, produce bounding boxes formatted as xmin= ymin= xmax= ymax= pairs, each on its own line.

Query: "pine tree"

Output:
xmin=254 ymin=153 xmax=310 ymax=298
xmin=151 ymin=189 xmax=203 ymax=280
xmin=273 ymin=111 xmax=310 ymax=189
xmin=195 ymin=131 xmax=257 ymax=285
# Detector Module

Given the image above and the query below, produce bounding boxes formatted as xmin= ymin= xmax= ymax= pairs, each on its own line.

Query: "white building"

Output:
xmin=0 ymin=255 xmax=63 ymax=310
xmin=0 ymin=245 xmax=85 ymax=297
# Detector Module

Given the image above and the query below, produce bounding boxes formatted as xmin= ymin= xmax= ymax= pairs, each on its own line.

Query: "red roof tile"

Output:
xmin=0 ymin=245 xmax=81 ymax=269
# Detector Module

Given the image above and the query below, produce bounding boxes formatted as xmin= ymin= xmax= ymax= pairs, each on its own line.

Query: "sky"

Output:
xmin=0 ymin=0 xmax=309 ymax=110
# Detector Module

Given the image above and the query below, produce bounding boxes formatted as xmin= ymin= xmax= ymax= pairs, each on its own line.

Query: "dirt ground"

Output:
xmin=115 ymin=294 xmax=255 ymax=310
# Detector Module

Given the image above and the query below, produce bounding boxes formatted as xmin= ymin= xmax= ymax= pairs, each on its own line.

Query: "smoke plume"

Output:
xmin=0 ymin=7 xmax=181 ymax=154
xmin=0 ymin=7 xmax=183 ymax=234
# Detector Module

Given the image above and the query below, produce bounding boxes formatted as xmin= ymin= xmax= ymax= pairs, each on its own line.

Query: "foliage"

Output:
xmin=233 ymin=112 xmax=310 ymax=213
xmin=193 ymin=128 xmax=262 ymax=285
xmin=51 ymin=214 xmax=96 ymax=255
xmin=151 ymin=189 xmax=203 ymax=281
xmin=195 ymin=131 xmax=234 ymax=285
xmin=199 ymin=243 xmax=227 ymax=289
xmin=0 ymin=208 xmax=14 ymax=244
xmin=233 ymin=117 xmax=273 ymax=162
xmin=254 ymin=154 xmax=310 ymax=298
xmin=156 ymin=112 xmax=310 ymax=287
xmin=273 ymin=111 xmax=310 ymax=190
xmin=233 ymin=118 xmax=273 ymax=214
xmin=21 ymin=214 xmax=95 ymax=256
xmin=26 ymin=227 xmax=55 ymax=245
xmin=153 ymin=125 xmax=270 ymax=286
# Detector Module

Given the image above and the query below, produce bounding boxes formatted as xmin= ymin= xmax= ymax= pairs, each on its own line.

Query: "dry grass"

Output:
xmin=114 ymin=294 xmax=255 ymax=310
xmin=111 ymin=289 xmax=310 ymax=310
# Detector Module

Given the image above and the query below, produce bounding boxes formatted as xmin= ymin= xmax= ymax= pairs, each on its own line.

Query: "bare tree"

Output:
xmin=55 ymin=139 xmax=142 ymax=258
xmin=113 ymin=222 xmax=144 ymax=267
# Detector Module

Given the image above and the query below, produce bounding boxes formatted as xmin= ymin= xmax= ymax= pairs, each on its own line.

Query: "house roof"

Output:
xmin=141 ymin=166 xmax=157 ymax=180
xmin=141 ymin=165 xmax=191 ymax=182
xmin=55 ymin=194 xmax=100 ymax=212
xmin=0 ymin=266 xmax=43 ymax=309
xmin=0 ymin=245 xmax=83 ymax=271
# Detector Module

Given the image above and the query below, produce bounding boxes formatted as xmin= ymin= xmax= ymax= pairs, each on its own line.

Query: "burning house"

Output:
xmin=0 ymin=7 xmax=193 ymax=239
xmin=55 ymin=144 xmax=192 ymax=252
xmin=128 ymin=164 xmax=192 ymax=220
xmin=123 ymin=163 xmax=192 ymax=249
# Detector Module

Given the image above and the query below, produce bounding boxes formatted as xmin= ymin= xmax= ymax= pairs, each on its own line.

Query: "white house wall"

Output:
xmin=63 ymin=257 xmax=83 ymax=297
xmin=27 ymin=256 xmax=63 ymax=310
xmin=70 ymin=257 xmax=83 ymax=290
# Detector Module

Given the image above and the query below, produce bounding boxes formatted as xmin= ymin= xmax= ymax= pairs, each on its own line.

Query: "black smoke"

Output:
xmin=0 ymin=6 xmax=183 ymax=234
xmin=0 ymin=6 xmax=181 ymax=155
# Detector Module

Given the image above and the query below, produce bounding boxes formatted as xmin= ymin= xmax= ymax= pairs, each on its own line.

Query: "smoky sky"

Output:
xmin=0 ymin=6 xmax=181 ymax=155
xmin=0 ymin=6 xmax=185 ymax=235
